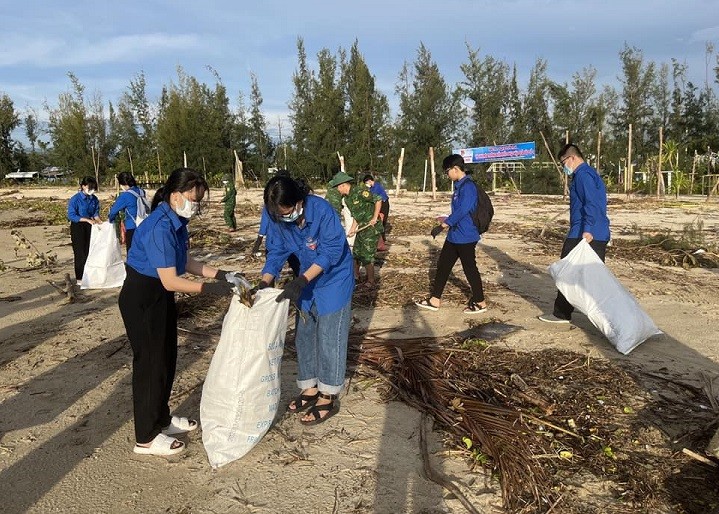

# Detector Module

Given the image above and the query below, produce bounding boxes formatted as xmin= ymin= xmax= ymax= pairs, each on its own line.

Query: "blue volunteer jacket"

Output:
xmin=568 ymin=162 xmax=611 ymax=241
xmin=108 ymin=186 xmax=147 ymax=230
xmin=369 ymin=182 xmax=389 ymax=202
xmin=262 ymin=195 xmax=354 ymax=315
xmin=67 ymin=191 xmax=99 ymax=223
xmin=445 ymin=176 xmax=481 ymax=244
xmin=126 ymin=202 xmax=189 ymax=279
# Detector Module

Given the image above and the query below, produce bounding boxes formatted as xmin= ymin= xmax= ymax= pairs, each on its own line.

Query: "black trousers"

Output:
xmin=379 ymin=200 xmax=390 ymax=229
xmin=553 ymin=238 xmax=608 ymax=320
xmin=125 ymin=228 xmax=135 ymax=253
xmin=70 ymin=222 xmax=92 ymax=281
xmin=431 ymin=240 xmax=484 ymax=304
xmin=118 ymin=266 xmax=177 ymax=443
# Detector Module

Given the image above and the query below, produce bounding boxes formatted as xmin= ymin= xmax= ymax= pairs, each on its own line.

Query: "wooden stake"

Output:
xmin=395 ymin=148 xmax=405 ymax=198
xmin=539 ymin=131 xmax=567 ymax=198
xmin=91 ymin=146 xmax=100 ymax=191
xmin=596 ymin=130 xmax=602 ymax=174
xmin=156 ymin=148 xmax=163 ymax=183
xmin=233 ymin=150 xmax=245 ymax=189
xmin=656 ymin=127 xmax=664 ymax=198
xmin=422 ymin=159 xmax=428 ymax=192
xmin=183 ymin=151 xmax=188 ymax=168
xmin=337 ymin=152 xmax=346 ymax=173
xmin=626 ymin=124 xmax=633 ymax=194
xmin=429 ymin=147 xmax=436 ymax=201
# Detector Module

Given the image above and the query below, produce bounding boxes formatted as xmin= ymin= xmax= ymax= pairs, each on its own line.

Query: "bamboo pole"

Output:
xmin=656 ymin=127 xmax=663 ymax=197
xmin=156 ymin=148 xmax=163 ymax=183
xmin=429 ymin=147 xmax=436 ymax=201
xmin=596 ymin=131 xmax=602 ymax=174
xmin=422 ymin=159 xmax=428 ymax=192
xmin=690 ymin=150 xmax=697 ymax=194
xmin=626 ymin=124 xmax=633 ymax=194
xmin=337 ymin=152 xmax=346 ymax=173
xmin=91 ymin=146 xmax=100 ymax=191
xmin=565 ymin=130 xmax=569 ymax=144
xmin=395 ymin=148 xmax=405 ymax=198
xmin=183 ymin=151 xmax=188 ymax=168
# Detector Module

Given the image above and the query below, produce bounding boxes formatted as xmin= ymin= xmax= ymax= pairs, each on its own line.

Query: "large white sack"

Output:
xmin=201 ymin=288 xmax=289 ymax=468
xmin=80 ymin=222 xmax=126 ymax=289
xmin=548 ymin=239 xmax=661 ymax=355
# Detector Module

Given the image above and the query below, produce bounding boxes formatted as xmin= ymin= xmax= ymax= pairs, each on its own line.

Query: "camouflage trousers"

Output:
xmin=353 ymin=223 xmax=382 ymax=265
xmin=224 ymin=203 xmax=236 ymax=229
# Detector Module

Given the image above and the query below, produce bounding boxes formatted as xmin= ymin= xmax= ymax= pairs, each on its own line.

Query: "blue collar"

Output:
xmin=157 ymin=201 xmax=188 ymax=230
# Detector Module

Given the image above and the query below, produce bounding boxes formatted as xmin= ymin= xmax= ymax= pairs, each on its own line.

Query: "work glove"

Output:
xmin=276 ymin=276 xmax=308 ymax=305
xmin=214 ymin=270 xmax=230 ymax=282
xmin=249 ymin=281 xmax=272 ymax=295
xmin=201 ymin=280 xmax=235 ymax=296
xmin=430 ymin=225 xmax=444 ymax=239
xmin=251 ymin=235 xmax=263 ymax=256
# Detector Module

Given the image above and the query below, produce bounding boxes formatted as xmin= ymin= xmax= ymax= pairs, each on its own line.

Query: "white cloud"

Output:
xmin=0 ymin=33 xmax=202 ymax=68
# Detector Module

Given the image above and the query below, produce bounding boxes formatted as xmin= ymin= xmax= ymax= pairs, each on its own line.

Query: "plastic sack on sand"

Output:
xmin=81 ymin=222 xmax=126 ymax=289
xmin=201 ymin=288 xmax=289 ymax=468
xmin=548 ymin=239 xmax=661 ymax=355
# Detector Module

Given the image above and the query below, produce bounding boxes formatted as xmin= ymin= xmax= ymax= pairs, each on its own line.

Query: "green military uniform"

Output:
xmin=345 ymin=184 xmax=383 ymax=265
xmin=324 ymin=185 xmax=343 ymax=215
xmin=221 ymin=178 xmax=237 ymax=230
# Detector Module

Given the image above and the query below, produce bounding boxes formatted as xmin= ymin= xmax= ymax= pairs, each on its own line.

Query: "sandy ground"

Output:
xmin=1 ymin=185 xmax=718 ymax=513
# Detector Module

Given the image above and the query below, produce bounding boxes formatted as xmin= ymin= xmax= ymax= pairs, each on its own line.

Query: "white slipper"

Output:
xmin=161 ymin=415 xmax=198 ymax=436
xmin=133 ymin=433 xmax=185 ymax=456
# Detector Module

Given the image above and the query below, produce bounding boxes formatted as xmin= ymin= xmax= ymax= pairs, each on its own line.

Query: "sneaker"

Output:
xmin=463 ymin=302 xmax=488 ymax=314
xmin=415 ymin=298 xmax=439 ymax=311
xmin=538 ymin=314 xmax=570 ymax=324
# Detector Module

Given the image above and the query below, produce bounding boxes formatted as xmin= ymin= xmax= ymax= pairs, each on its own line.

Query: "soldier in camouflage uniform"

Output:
xmin=328 ymin=171 xmax=383 ymax=287
xmin=220 ymin=174 xmax=237 ymax=232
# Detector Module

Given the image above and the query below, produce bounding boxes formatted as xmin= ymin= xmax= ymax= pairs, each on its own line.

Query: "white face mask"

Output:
xmin=280 ymin=206 xmax=303 ymax=223
xmin=175 ymin=195 xmax=199 ymax=219
xmin=85 ymin=189 xmax=95 ymax=196
xmin=563 ymin=165 xmax=573 ymax=176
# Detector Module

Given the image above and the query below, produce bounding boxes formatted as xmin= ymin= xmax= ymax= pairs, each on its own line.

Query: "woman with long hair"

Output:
xmin=67 ymin=176 xmax=101 ymax=285
xmin=119 ymin=167 xmax=235 ymax=456
xmin=259 ymin=175 xmax=354 ymax=425
xmin=108 ymin=171 xmax=149 ymax=251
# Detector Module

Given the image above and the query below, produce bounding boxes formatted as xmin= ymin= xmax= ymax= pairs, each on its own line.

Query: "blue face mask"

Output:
xmin=563 ymin=165 xmax=573 ymax=176
xmin=280 ymin=206 xmax=303 ymax=223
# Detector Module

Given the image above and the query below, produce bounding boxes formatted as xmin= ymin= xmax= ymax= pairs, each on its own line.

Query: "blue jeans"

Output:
xmin=294 ymin=300 xmax=351 ymax=395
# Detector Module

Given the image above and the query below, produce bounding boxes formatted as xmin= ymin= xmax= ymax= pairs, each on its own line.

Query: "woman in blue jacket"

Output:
xmin=258 ymin=175 xmax=354 ymax=425
xmin=119 ymin=168 xmax=235 ymax=456
xmin=108 ymin=172 xmax=149 ymax=251
xmin=67 ymin=176 xmax=101 ymax=285
xmin=415 ymin=154 xmax=488 ymax=314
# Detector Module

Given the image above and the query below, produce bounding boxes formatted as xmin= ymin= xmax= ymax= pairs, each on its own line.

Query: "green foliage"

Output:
xmin=0 ymin=93 xmax=20 ymax=176
xmin=460 ymin=338 xmax=490 ymax=350
xmin=395 ymin=43 xmax=462 ymax=188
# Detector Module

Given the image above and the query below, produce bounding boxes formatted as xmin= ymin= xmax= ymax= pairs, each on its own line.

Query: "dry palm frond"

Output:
xmin=350 ymin=333 xmax=555 ymax=509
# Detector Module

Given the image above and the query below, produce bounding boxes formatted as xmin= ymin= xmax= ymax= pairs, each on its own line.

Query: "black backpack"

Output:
xmin=463 ymin=179 xmax=494 ymax=234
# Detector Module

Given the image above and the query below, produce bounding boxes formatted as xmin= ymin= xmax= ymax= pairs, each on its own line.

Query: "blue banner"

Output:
xmin=454 ymin=141 xmax=536 ymax=163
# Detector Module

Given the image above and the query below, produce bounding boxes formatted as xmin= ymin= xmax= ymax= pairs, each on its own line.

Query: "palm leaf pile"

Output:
xmin=347 ymin=330 xmax=719 ymax=513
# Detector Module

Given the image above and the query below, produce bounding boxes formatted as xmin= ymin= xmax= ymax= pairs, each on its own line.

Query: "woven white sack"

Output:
xmin=200 ymin=288 xmax=289 ymax=468
xmin=548 ymin=239 xmax=661 ymax=355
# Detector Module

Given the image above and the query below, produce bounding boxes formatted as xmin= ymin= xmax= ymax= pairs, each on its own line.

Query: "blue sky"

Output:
xmin=2 ymin=0 xmax=719 ymax=135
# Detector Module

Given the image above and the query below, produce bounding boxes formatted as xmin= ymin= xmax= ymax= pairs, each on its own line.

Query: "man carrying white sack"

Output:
xmin=539 ymin=143 xmax=610 ymax=324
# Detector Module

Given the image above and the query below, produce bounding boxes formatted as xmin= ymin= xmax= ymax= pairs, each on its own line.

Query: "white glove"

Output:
xmin=224 ymin=271 xmax=252 ymax=292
